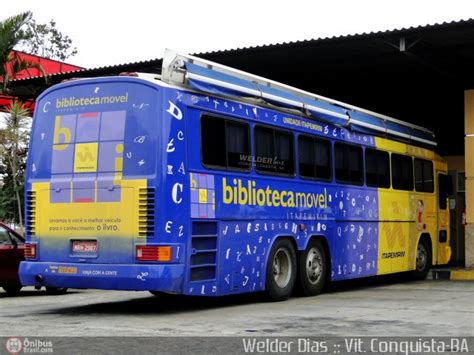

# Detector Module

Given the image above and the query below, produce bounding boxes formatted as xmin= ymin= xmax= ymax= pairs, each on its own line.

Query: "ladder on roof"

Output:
xmin=161 ymin=49 xmax=436 ymax=147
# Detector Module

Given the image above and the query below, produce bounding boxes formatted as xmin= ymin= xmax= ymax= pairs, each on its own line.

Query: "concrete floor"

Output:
xmin=1 ymin=277 xmax=473 ymax=338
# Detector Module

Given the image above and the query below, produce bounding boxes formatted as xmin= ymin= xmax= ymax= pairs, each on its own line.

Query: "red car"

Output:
xmin=0 ymin=223 xmax=68 ymax=295
xmin=0 ymin=223 xmax=25 ymax=295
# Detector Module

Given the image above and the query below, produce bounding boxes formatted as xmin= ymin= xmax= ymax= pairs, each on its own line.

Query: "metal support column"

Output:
xmin=464 ymin=90 xmax=474 ymax=267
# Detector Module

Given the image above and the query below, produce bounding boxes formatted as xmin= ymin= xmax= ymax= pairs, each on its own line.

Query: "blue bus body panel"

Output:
xmin=179 ymin=91 xmax=380 ymax=296
xmin=19 ymin=77 xmax=187 ymax=292
xmin=20 ymin=262 xmax=185 ymax=292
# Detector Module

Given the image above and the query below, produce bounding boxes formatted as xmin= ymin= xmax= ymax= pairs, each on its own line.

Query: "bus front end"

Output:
xmin=20 ymin=77 xmax=186 ymax=293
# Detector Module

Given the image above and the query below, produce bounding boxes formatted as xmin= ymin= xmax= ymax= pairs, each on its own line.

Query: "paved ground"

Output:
xmin=1 ymin=276 xmax=473 ymax=338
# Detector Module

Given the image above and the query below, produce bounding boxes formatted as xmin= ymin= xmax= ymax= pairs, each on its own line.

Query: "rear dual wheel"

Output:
xmin=265 ymin=238 xmax=327 ymax=301
xmin=265 ymin=239 xmax=297 ymax=301
xmin=298 ymin=239 xmax=327 ymax=296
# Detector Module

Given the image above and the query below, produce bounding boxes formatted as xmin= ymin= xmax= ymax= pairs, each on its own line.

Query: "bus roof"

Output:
xmin=161 ymin=50 xmax=437 ymax=149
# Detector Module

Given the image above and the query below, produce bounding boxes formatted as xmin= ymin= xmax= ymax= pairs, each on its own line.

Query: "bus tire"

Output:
xmin=265 ymin=238 xmax=296 ymax=301
xmin=3 ymin=285 xmax=22 ymax=295
xmin=413 ymin=238 xmax=432 ymax=280
xmin=299 ymin=239 xmax=327 ymax=296
xmin=149 ymin=291 xmax=175 ymax=299
xmin=45 ymin=287 xmax=68 ymax=295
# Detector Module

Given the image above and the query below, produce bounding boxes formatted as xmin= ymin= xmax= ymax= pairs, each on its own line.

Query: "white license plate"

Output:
xmin=72 ymin=241 xmax=97 ymax=253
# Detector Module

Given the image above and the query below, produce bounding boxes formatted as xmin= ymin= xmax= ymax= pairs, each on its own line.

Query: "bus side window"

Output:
xmin=298 ymin=135 xmax=315 ymax=178
xmin=315 ymin=139 xmax=331 ymax=180
xmin=255 ymin=126 xmax=294 ymax=176
xmin=298 ymin=135 xmax=331 ymax=181
xmin=274 ymin=131 xmax=294 ymax=175
xmin=201 ymin=114 xmax=250 ymax=171
xmin=254 ymin=126 xmax=275 ymax=173
xmin=202 ymin=115 xmax=225 ymax=167
xmin=334 ymin=142 xmax=363 ymax=185
xmin=226 ymin=121 xmax=250 ymax=170
xmin=391 ymin=153 xmax=414 ymax=191
xmin=365 ymin=148 xmax=390 ymax=188
xmin=414 ymin=158 xmax=434 ymax=193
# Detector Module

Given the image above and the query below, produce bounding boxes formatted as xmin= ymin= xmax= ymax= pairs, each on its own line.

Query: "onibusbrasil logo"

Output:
xmin=5 ymin=337 xmax=22 ymax=354
xmin=5 ymin=337 xmax=53 ymax=354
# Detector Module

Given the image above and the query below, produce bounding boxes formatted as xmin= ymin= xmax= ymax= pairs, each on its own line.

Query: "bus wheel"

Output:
xmin=413 ymin=238 xmax=432 ymax=280
xmin=45 ymin=287 xmax=68 ymax=295
xmin=266 ymin=239 xmax=296 ymax=301
xmin=3 ymin=286 xmax=22 ymax=295
xmin=149 ymin=291 xmax=174 ymax=298
xmin=299 ymin=239 xmax=327 ymax=296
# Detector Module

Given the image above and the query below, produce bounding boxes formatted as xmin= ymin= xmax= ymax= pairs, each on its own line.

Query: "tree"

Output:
xmin=0 ymin=12 xmax=77 ymax=225
xmin=0 ymin=11 xmax=37 ymax=93
xmin=0 ymin=146 xmax=26 ymax=224
xmin=0 ymin=12 xmax=38 ymax=227
xmin=23 ymin=18 xmax=77 ymax=61
xmin=1 ymin=12 xmax=77 ymax=93
xmin=0 ymin=101 xmax=29 ymax=228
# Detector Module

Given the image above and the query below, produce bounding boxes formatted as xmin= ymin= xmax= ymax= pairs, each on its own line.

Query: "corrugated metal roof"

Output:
xmin=10 ymin=58 xmax=160 ymax=82
xmin=11 ymin=17 xmax=474 ymax=82
xmin=195 ymin=17 xmax=474 ymax=56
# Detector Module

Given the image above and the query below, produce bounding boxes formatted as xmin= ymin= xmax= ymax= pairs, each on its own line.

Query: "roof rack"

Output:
xmin=161 ymin=49 xmax=436 ymax=147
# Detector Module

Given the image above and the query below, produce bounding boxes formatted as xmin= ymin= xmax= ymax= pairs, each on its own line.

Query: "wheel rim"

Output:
xmin=416 ymin=243 xmax=428 ymax=271
xmin=273 ymin=247 xmax=292 ymax=288
xmin=306 ymin=247 xmax=323 ymax=285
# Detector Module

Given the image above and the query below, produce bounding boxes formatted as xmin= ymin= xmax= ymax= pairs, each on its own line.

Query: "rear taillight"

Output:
xmin=24 ymin=243 xmax=37 ymax=259
xmin=136 ymin=245 xmax=171 ymax=262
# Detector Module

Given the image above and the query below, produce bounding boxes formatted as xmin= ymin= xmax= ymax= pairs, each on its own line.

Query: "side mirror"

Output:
xmin=11 ymin=238 xmax=18 ymax=249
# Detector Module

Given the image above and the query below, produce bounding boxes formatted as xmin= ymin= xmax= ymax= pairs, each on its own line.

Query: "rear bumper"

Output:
xmin=19 ymin=261 xmax=185 ymax=293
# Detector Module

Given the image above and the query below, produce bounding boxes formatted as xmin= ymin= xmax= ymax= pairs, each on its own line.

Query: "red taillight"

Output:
xmin=136 ymin=245 xmax=172 ymax=262
xmin=24 ymin=243 xmax=37 ymax=259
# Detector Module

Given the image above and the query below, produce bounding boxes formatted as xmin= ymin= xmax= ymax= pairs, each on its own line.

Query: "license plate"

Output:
xmin=72 ymin=240 xmax=97 ymax=253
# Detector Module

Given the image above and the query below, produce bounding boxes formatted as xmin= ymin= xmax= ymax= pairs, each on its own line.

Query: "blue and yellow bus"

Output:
xmin=20 ymin=51 xmax=451 ymax=300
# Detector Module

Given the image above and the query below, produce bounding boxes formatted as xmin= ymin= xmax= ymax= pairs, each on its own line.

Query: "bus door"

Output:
xmin=437 ymin=172 xmax=449 ymax=264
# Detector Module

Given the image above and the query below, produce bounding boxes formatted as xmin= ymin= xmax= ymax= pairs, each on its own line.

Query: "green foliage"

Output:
xmin=0 ymin=101 xmax=30 ymax=227
xmin=23 ymin=18 xmax=77 ymax=61
xmin=0 ymin=11 xmax=77 ymax=224
xmin=0 ymin=100 xmax=30 ymax=144
xmin=0 ymin=146 xmax=25 ymax=224
xmin=0 ymin=13 xmax=34 ymax=224
xmin=0 ymin=11 xmax=34 ymax=93
xmin=2 ymin=51 xmax=43 ymax=94
xmin=1 ymin=12 xmax=77 ymax=93
xmin=0 ymin=11 xmax=32 ymax=73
